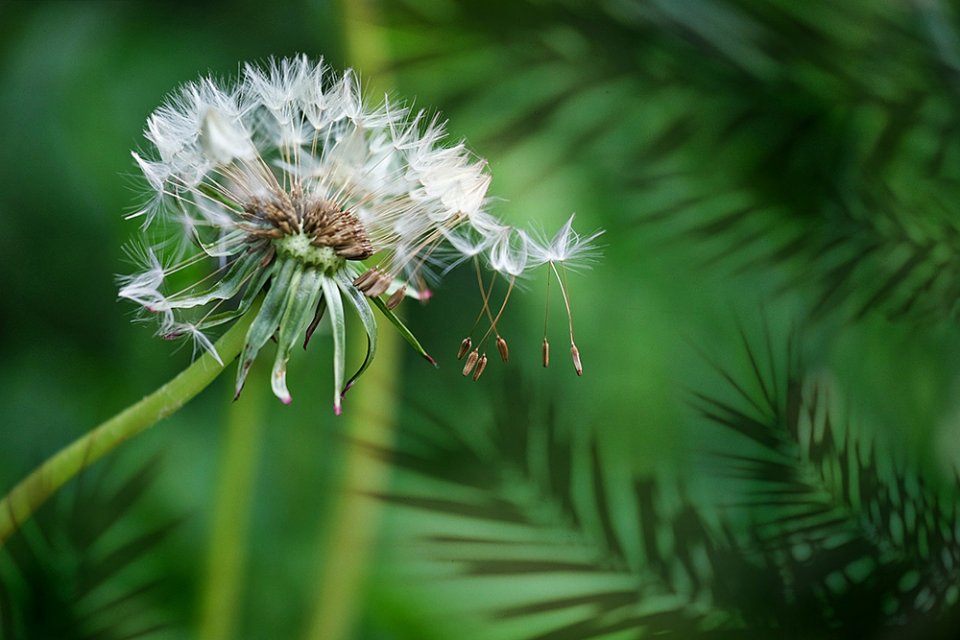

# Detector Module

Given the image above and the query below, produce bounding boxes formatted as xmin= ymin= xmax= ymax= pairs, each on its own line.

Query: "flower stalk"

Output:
xmin=0 ymin=300 xmax=261 ymax=548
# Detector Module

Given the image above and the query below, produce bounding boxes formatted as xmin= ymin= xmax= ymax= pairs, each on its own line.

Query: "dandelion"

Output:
xmin=0 ymin=55 xmax=606 ymax=556
xmin=120 ymin=56 xmax=502 ymax=414
xmin=120 ymin=56 xmax=603 ymax=414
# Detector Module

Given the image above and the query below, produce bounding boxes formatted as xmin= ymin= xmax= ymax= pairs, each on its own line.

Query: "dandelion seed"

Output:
xmin=472 ymin=353 xmax=488 ymax=381
xmin=529 ymin=214 xmax=602 ymax=377
xmin=454 ymin=257 xmax=516 ymax=377
xmin=457 ymin=337 xmax=472 ymax=360
xmin=386 ymin=285 xmax=407 ymax=310
xmin=496 ymin=336 xmax=509 ymax=363
xmin=462 ymin=349 xmax=480 ymax=376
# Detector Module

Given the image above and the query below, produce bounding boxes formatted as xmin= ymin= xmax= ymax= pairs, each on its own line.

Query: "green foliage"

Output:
xmin=4 ymin=0 xmax=960 ymax=637
xmin=0 ymin=457 xmax=180 ymax=639
xmin=363 ymin=1 xmax=960 ymax=637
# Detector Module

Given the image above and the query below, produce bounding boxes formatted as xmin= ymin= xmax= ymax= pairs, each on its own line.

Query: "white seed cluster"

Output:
xmin=118 ymin=55 xmax=603 ymax=408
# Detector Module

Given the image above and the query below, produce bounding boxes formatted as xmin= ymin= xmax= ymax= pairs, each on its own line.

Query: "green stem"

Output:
xmin=0 ymin=305 xmax=260 ymax=548
xmin=198 ymin=362 xmax=266 ymax=640
xmin=304 ymin=320 xmax=400 ymax=640
xmin=302 ymin=3 xmax=400 ymax=639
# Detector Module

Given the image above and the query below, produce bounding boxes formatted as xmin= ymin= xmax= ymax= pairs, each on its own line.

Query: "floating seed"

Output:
xmin=496 ymin=336 xmax=509 ymax=363
xmin=571 ymin=344 xmax=582 ymax=376
xmin=472 ymin=353 xmax=488 ymax=381
xmin=386 ymin=286 xmax=406 ymax=309
xmin=457 ymin=337 xmax=472 ymax=360
xmin=462 ymin=349 xmax=479 ymax=376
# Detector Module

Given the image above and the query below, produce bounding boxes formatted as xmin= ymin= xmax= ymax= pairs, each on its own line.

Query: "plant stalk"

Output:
xmin=0 ymin=305 xmax=260 ymax=548
xmin=303 ymin=4 xmax=400 ymax=637
xmin=198 ymin=360 xmax=266 ymax=640
xmin=304 ymin=325 xmax=399 ymax=640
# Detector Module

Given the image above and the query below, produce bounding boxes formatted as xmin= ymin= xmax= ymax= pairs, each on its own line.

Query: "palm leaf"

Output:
xmin=361 ymin=373 xmax=823 ymax=638
xmin=379 ymin=0 xmax=960 ymax=324
xmin=694 ymin=323 xmax=960 ymax=635
xmin=0 ymin=455 xmax=182 ymax=640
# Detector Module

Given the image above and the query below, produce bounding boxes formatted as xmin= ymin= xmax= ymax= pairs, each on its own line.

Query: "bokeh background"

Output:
xmin=4 ymin=0 xmax=960 ymax=638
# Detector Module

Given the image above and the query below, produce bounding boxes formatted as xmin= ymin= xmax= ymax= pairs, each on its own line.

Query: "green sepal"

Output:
xmin=196 ymin=258 xmax=275 ymax=330
xmin=270 ymin=267 xmax=325 ymax=404
xmin=334 ymin=270 xmax=377 ymax=397
xmin=370 ymin=296 xmax=437 ymax=367
xmin=303 ymin=296 xmax=327 ymax=349
xmin=161 ymin=251 xmax=260 ymax=311
xmin=320 ymin=276 xmax=346 ymax=415
xmin=234 ymin=258 xmax=302 ymax=398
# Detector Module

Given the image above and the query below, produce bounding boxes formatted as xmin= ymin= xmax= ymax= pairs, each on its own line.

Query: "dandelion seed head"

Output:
xmin=121 ymin=55 xmax=603 ymax=406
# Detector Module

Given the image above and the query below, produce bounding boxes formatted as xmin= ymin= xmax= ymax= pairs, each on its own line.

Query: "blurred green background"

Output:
xmin=4 ymin=0 xmax=960 ymax=638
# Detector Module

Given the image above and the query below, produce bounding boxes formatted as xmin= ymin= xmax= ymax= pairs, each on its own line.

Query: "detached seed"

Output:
xmin=462 ymin=349 xmax=479 ymax=376
xmin=353 ymin=268 xmax=377 ymax=289
xmin=457 ymin=337 xmax=472 ymax=360
xmin=386 ymin=286 xmax=406 ymax=309
xmin=472 ymin=353 xmax=488 ymax=381
xmin=496 ymin=336 xmax=509 ymax=363
xmin=365 ymin=274 xmax=391 ymax=298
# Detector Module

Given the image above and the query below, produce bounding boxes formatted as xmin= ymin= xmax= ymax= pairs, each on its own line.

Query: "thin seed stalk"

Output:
xmin=0 ymin=300 xmax=261 ymax=548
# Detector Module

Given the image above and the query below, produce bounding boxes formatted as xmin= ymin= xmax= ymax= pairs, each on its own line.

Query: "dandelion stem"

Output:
xmin=0 ymin=299 xmax=262 ymax=548
xmin=543 ymin=265 xmax=552 ymax=338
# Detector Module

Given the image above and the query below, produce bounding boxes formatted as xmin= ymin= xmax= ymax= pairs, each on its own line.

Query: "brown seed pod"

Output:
xmin=353 ymin=268 xmax=377 ymax=289
xmin=496 ymin=336 xmax=509 ymax=363
xmin=364 ymin=273 xmax=392 ymax=298
xmin=457 ymin=337 xmax=472 ymax=360
xmin=386 ymin=286 xmax=406 ymax=309
xmin=472 ymin=353 xmax=488 ymax=381
xmin=462 ymin=349 xmax=479 ymax=376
